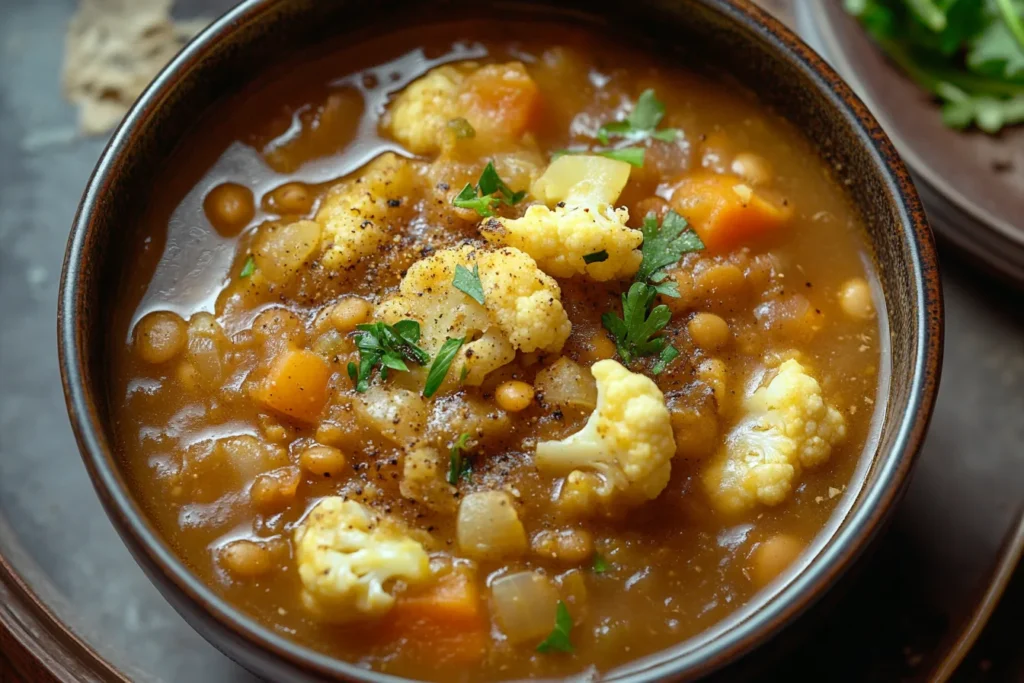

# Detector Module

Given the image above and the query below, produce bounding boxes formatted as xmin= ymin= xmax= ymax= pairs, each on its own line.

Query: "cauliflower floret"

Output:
xmin=376 ymin=245 xmax=571 ymax=387
xmin=481 ymin=155 xmax=642 ymax=281
xmin=702 ymin=359 xmax=847 ymax=514
xmin=316 ymin=152 xmax=420 ymax=270
xmin=385 ymin=61 xmax=540 ymax=156
xmin=535 ymin=359 xmax=676 ymax=516
xmin=294 ymin=497 xmax=431 ymax=623
xmin=400 ymin=447 xmax=457 ymax=514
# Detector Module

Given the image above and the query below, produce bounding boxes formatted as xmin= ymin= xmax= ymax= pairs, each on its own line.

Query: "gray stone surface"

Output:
xmin=0 ymin=0 xmax=1019 ymax=681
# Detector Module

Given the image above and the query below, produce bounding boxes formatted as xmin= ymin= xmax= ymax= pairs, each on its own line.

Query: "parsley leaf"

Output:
xmin=592 ymin=552 xmax=610 ymax=574
xmin=451 ymin=162 xmax=526 ymax=216
xmin=447 ymin=432 xmax=472 ymax=485
xmin=447 ymin=117 xmax=476 ymax=139
xmin=583 ymin=250 xmax=609 ymax=264
xmin=601 ymin=282 xmax=672 ymax=364
xmin=634 ymin=210 xmax=705 ymax=288
xmin=347 ymin=321 xmax=430 ymax=392
xmin=596 ymin=89 xmax=681 ymax=145
xmin=239 ymin=254 xmax=256 ymax=278
xmin=596 ymin=147 xmax=646 ymax=167
xmin=423 ymin=336 xmax=465 ymax=398
xmin=453 ymin=263 xmax=486 ymax=304
xmin=651 ymin=344 xmax=680 ymax=375
xmin=536 ymin=601 xmax=575 ymax=654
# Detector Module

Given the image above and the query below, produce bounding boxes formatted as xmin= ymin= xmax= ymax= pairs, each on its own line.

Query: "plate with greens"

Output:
xmin=799 ymin=0 xmax=1024 ymax=284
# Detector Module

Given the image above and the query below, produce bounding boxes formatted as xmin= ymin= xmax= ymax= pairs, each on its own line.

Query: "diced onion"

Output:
xmin=457 ymin=491 xmax=527 ymax=561
xmin=489 ymin=571 xmax=559 ymax=644
xmin=254 ymin=219 xmax=321 ymax=284
xmin=535 ymin=357 xmax=597 ymax=410
xmin=353 ymin=387 xmax=428 ymax=445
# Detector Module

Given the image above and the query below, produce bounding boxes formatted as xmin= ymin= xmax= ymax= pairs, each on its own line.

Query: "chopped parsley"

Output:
xmin=239 ymin=254 xmax=256 ymax=278
xmin=635 ymin=210 xmax=705 ymax=296
xmin=423 ymin=336 xmax=465 ymax=398
xmin=347 ymin=320 xmax=430 ymax=392
xmin=536 ymin=601 xmax=575 ymax=654
xmin=583 ymin=250 xmax=609 ymax=264
xmin=592 ymin=552 xmax=610 ymax=574
xmin=446 ymin=432 xmax=472 ymax=485
xmin=651 ymin=344 xmax=680 ymax=375
xmin=447 ymin=117 xmax=476 ymax=139
xmin=601 ymin=282 xmax=674 ymax=365
xmin=453 ymin=263 xmax=486 ymax=304
xmin=553 ymin=147 xmax=646 ymax=168
xmin=452 ymin=162 xmax=526 ymax=216
xmin=596 ymin=89 xmax=680 ymax=145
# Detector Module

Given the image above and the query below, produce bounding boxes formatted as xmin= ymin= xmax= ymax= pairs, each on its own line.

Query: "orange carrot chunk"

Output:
xmin=671 ymin=171 xmax=792 ymax=253
xmin=460 ymin=63 xmax=541 ymax=141
xmin=254 ymin=348 xmax=332 ymax=423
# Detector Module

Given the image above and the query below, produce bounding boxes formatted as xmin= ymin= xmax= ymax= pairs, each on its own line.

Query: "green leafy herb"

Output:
xmin=596 ymin=89 xmax=681 ymax=145
xmin=459 ymin=364 xmax=469 ymax=382
xmin=846 ymin=0 xmax=1024 ymax=133
xmin=239 ymin=254 xmax=256 ymax=278
xmin=453 ymin=263 xmax=486 ymax=304
xmin=592 ymin=552 xmax=610 ymax=574
xmin=583 ymin=250 xmax=609 ymax=264
xmin=447 ymin=432 xmax=472 ymax=485
xmin=634 ymin=210 xmax=705 ymax=288
xmin=596 ymin=147 xmax=645 ymax=167
xmin=601 ymin=282 xmax=673 ymax=364
xmin=536 ymin=601 xmax=575 ymax=654
xmin=347 ymin=321 xmax=430 ymax=392
xmin=447 ymin=117 xmax=476 ymax=139
xmin=423 ymin=336 xmax=465 ymax=398
xmin=651 ymin=344 xmax=680 ymax=375
xmin=452 ymin=162 xmax=527 ymax=216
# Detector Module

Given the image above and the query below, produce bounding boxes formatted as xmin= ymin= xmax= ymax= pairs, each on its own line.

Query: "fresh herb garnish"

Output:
xmin=553 ymin=147 xmax=646 ymax=168
xmin=536 ymin=601 xmax=575 ymax=654
xmin=446 ymin=432 xmax=472 ymax=485
xmin=583 ymin=250 xmax=609 ymax=264
xmin=447 ymin=117 xmax=476 ymax=139
xmin=651 ymin=344 xmax=680 ymax=375
xmin=423 ymin=336 xmax=465 ymax=398
xmin=452 ymin=162 xmax=527 ymax=216
xmin=634 ymin=210 xmax=705 ymax=289
xmin=347 ymin=320 xmax=430 ymax=392
xmin=459 ymin=364 xmax=469 ymax=383
xmin=453 ymin=263 xmax=486 ymax=304
xmin=592 ymin=552 xmax=610 ymax=574
xmin=239 ymin=254 xmax=256 ymax=278
xmin=846 ymin=0 xmax=1024 ymax=133
xmin=601 ymin=282 xmax=674 ymax=365
xmin=597 ymin=89 xmax=681 ymax=145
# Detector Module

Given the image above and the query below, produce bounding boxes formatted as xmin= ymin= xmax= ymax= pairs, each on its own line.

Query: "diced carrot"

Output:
xmin=460 ymin=62 xmax=541 ymax=141
xmin=671 ymin=171 xmax=792 ymax=253
xmin=381 ymin=571 xmax=489 ymax=665
xmin=254 ymin=348 xmax=331 ymax=423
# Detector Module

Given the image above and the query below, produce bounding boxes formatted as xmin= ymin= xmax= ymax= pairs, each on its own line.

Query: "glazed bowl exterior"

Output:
xmin=58 ymin=0 xmax=943 ymax=680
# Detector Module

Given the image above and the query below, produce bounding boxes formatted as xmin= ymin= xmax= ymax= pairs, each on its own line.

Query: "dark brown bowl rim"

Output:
xmin=57 ymin=0 xmax=943 ymax=680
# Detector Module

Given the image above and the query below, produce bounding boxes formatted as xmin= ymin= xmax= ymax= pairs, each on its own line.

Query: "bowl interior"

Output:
xmin=59 ymin=0 xmax=942 ymax=680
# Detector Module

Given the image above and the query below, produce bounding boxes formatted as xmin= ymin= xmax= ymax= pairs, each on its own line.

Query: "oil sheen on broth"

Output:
xmin=112 ymin=20 xmax=883 ymax=682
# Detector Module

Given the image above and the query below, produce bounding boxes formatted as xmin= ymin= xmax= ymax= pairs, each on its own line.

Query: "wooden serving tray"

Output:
xmin=1 ymin=0 xmax=1020 ymax=681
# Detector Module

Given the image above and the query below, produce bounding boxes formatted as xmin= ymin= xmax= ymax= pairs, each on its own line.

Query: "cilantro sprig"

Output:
xmin=423 ymin=336 xmax=465 ymax=398
xmin=453 ymin=263 xmax=486 ymax=304
xmin=596 ymin=88 xmax=681 ymax=144
xmin=347 ymin=320 xmax=430 ymax=392
xmin=452 ymin=162 xmax=527 ymax=216
xmin=601 ymin=282 xmax=673 ymax=366
xmin=847 ymin=0 xmax=1024 ymax=133
xmin=554 ymin=147 xmax=646 ymax=168
xmin=239 ymin=254 xmax=256 ymax=278
xmin=592 ymin=552 xmax=610 ymax=574
xmin=446 ymin=433 xmax=472 ymax=485
xmin=635 ymin=209 xmax=705 ymax=296
xmin=536 ymin=601 xmax=575 ymax=654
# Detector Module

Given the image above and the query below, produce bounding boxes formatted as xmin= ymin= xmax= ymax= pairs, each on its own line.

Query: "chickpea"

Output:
xmin=694 ymin=262 xmax=746 ymax=301
xmin=532 ymin=529 xmax=593 ymax=564
xmin=839 ymin=277 xmax=875 ymax=320
xmin=134 ymin=311 xmax=187 ymax=364
xmin=300 ymin=444 xmax=347 ymax=478
xmin=219 ymin=539 xmax=272 ymax=578
xmin=731 ymin=152 xmax=773 ymax=186
xmin=495 ymin=380 xmax=535 ymax=412
xmin=750 ymin=534 xmax=805 ymax=587
xmin=329 ymin=297 xmax=372 ymax=333
xmin=204 ymin=182 xmax=254 ymax=236
xmin=176 ymin=361 xmax=199 ymax=391
xmin=265 ymin=182 xmax=314 ymax=215
xmin=581 ymin=332 xmax=616 ymax=363
xmin=252 ymin=307 xmax=306 ymax=347
xmin=249 ymin=466 xmax=301 ymax=510
xmin=688 ymin=312 xmax=731 ymax=351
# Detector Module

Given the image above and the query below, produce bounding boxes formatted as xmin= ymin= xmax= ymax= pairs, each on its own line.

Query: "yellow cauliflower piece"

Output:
xmin=481 ymin=155 xmax=642 ymax=281
xmin=376 ymin=245 xmax=571 ymax=388
xmin=535 ymin=359 xmax=676 ymax=516
xmin=294 ymin=497 xmax=431 ymax=623
xmin=385 ymin=61 xmax=540 ymax=156
xmin=702 ymin=359 xmax=847 ymax=514
xmin=316 ymin=153 xmax=420 ymax=270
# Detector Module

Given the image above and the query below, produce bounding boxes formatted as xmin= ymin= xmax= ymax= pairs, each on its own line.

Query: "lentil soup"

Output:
xmin=111 ymin=19 xmax=884 ymax=682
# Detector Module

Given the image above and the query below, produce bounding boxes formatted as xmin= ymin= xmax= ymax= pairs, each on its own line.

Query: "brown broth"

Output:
xmin=110 ymin=19 xmax=883 ymax=682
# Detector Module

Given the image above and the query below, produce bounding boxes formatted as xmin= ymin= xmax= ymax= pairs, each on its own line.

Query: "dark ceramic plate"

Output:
xmin=799 ymin=2 xmax=1024 ymax=285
